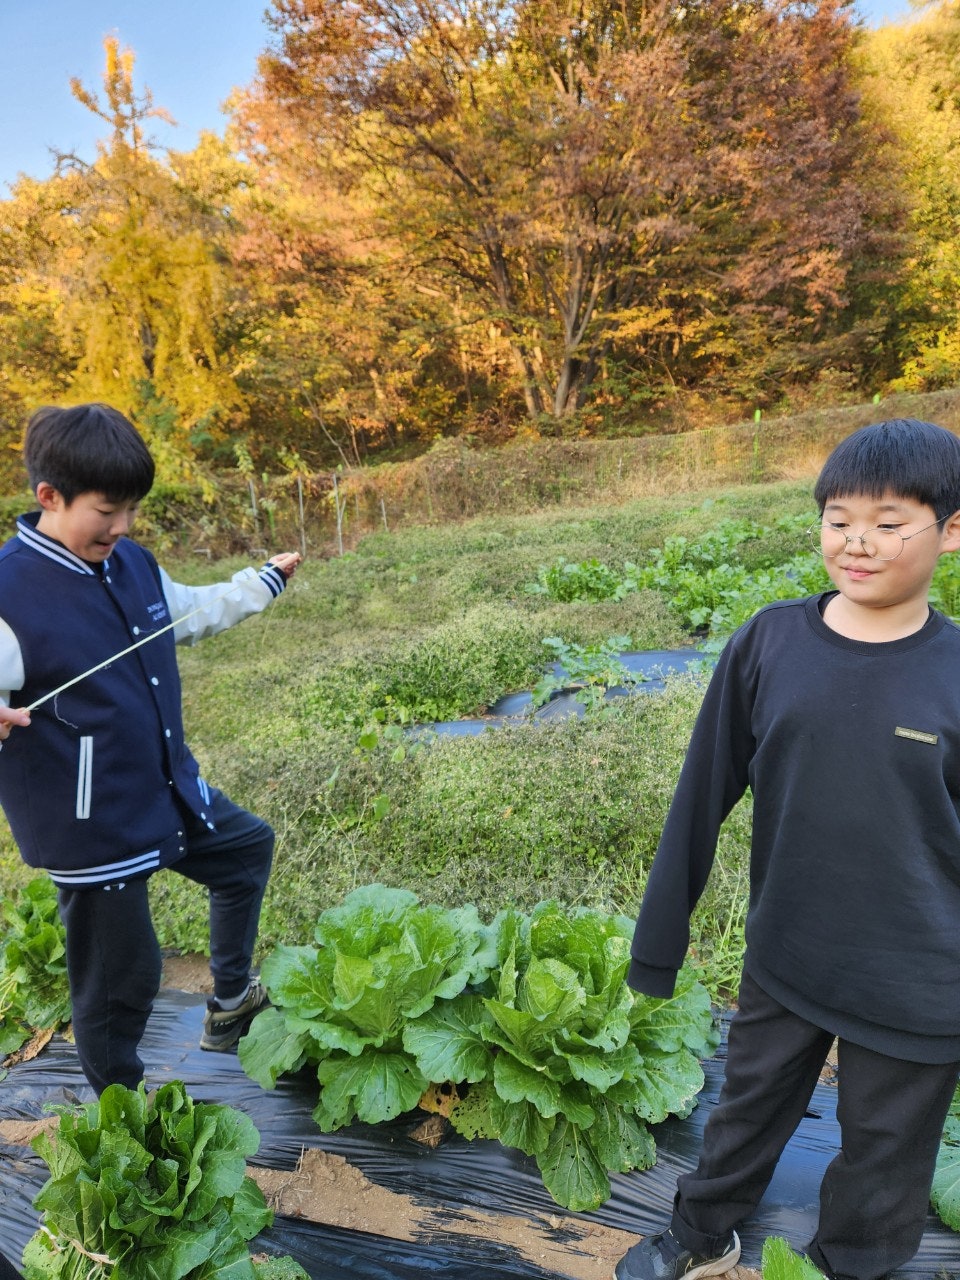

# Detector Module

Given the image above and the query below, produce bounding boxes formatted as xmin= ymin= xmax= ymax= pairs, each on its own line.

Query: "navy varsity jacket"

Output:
xmin=0 ymin=513 xmax=286 ymax=887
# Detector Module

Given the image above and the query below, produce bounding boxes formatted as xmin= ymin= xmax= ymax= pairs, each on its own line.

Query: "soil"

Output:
xmin=0 ymin=954 xmax=764 ymax=1280
xmin=161 ymin=949 xmax=215 ymax=993
xmin=245 ymin=1146 xmax=763 ymax=1280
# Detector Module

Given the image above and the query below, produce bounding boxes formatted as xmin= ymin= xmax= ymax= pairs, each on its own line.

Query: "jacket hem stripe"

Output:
xmin=46 ymin=850 xmax=161 ymax=886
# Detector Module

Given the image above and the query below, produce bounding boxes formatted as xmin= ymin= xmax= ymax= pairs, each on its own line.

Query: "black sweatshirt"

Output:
xmin=629 ymin=593 xmax=960 ymax=1063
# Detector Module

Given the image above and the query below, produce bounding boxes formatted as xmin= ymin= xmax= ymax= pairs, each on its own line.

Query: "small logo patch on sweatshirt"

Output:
xmin=895 ymin=726 xmax=939 ymax=746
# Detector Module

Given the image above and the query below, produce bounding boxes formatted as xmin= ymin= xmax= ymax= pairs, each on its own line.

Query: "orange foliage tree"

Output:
xmin=239 ymin=0 xmax=896 ymax=427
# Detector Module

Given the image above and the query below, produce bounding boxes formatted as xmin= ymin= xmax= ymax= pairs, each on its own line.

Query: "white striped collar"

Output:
xmin=16 ymin=512 xmax=102 ymax=576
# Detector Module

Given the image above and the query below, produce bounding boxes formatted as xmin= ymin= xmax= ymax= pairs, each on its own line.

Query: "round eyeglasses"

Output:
xmin=807 ymin=516 xmax=948 ymax=561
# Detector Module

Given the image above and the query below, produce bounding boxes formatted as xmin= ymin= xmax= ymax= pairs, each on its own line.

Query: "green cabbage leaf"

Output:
xmin=239 ymin=885 xmax=498 ymax=1130
xmin=240 ymin=887 xmax=717 ymax=1212
xmin=22 ymin=1081 xmax=272 ymax=1279
xmin=403 ymin=902 xmax=717 ymax=1210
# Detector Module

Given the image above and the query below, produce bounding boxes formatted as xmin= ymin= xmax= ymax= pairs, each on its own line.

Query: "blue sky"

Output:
xmin=1 ymin=0 xmax=916 ymax=192
xmin=1 ymin=0 xmax=272 ymax=190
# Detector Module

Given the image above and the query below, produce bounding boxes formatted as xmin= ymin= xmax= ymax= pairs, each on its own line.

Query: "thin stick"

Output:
xmin=24 ymin=585 xmax=246 ymax=713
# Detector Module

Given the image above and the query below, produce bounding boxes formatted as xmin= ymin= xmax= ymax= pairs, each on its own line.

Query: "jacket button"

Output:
xmin=165 ymin=729 xmax=171 ymax=738
xmin=132 ymin=626 xmax=140 ymax=635
xmin=206 ymin=822 xmax=215 ymax=830
xmin=151 ymin=677 xmax=159 ymax=686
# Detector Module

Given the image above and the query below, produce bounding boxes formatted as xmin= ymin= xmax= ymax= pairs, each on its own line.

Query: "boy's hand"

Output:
xmin=0 ymin=706 xmax=31 ymax=741
xmin=267 ymin=551 xmax=303 ymax=579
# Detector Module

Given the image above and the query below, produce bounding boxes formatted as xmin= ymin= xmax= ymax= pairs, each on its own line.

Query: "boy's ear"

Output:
xmin=34 ymin=482 xmax=63 ymax=511
xmin=939 ymin=509 xmax=960 ymax=554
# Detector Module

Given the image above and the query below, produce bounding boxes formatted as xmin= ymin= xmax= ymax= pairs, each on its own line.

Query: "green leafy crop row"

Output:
xmin=525 ymin=516 xmax=832 ymax=638
xmin=239 ymin=885 xmax=718 ymax=1213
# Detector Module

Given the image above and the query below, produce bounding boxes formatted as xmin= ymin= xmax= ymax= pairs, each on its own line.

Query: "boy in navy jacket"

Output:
xmin=616 ymin=419 xmax=960 ymax=1280
xmin=0 ymin=403 xmax=301 ymax=1095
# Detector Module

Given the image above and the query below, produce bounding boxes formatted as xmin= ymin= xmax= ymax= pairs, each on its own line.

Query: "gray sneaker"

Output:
xmin=614 ymin=1230 xmax=741 ymax=1280
xmin=200 ymin=978 xmax=270 ymax=1052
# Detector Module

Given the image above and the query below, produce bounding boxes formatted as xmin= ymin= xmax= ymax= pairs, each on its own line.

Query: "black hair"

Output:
xmin=24 ymin=403 xmax=155 ymax=504
xmin=814 ymin=418 xmax=960 ymax=521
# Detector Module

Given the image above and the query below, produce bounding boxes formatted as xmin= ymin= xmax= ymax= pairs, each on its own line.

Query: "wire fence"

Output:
xmin=236 ymin=389 xmax=960 ymax=555
xmin=7 ymin=391 xmax=956 ymax=557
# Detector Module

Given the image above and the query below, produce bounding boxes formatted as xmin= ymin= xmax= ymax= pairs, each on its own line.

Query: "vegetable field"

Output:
xmin=5 ymin=473 xmax=960 ymax=1276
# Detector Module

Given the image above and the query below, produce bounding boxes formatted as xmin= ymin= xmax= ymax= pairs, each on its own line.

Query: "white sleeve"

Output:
xmin=0 ymin=617 xmax=25 ymax=706
xmin=159 ymin=564 xmax=286 ymax=646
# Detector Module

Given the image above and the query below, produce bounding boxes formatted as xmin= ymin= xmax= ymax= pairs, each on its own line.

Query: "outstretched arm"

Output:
xmin=628 ymin=633 xmax=755 ymax=996
xmin=160 ymin=551 xmax=303 ymax=646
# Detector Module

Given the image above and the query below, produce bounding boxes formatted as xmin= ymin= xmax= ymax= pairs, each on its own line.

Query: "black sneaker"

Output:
xmin=614 ymin=1229 xmax=741 ymax=1280
xmin=200 ymin=978 xmax=270 ymax=1052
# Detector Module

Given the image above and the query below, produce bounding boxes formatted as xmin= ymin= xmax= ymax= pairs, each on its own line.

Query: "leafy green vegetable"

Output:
xmin=525 ymin=558 xmax=642 ymax=603
xmin=241 ymin=886 xmax=717 ymax=1212
xmin=251 ymin=1258 xmax=309 ymax=1279
xmin=0 ymin=877 xmax=71 ymax=1063
xmin=239 ymin=885 xmax=498 ymax=1130
xmin=631 ymin=517 xmax=830 ymax=637
xmin=761 ymin=1237 xmax=826 ymax=1280
xmin=405 ymin=902 xmax=717 ymax=1210
xmin=531 ymin=636 xmax=646 ymax=714
xmin=23 ymin=1081 xmax=272 ymax=1279
xmin=933 ymin=1087 xmax=960 ymax=1230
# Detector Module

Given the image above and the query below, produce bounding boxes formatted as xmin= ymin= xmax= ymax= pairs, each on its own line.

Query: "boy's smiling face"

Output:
xmin=35 ymin=484 xmax=140 ymax=563
xmin=818 ymin=491 xmax=960 ymax=617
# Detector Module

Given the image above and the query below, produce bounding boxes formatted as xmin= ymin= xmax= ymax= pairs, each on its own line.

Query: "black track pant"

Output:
xmin=670 ymin=971 xmax=960 ymax=1280
xmin=57 ymin=788 xmax=274 ymax=1096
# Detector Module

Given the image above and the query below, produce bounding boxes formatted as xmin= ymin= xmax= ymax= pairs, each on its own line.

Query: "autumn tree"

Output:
xmin=240 ymin=0 xmax=891 ymax=426
xmin=228 ymin=80 xmax=503 ymax=465
xmin=0 ymin=39 xmax=244 ymax=479
xmin=859 ymin=1 xmax=960 ymax=393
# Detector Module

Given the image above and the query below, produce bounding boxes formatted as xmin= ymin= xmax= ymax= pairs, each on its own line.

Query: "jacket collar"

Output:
xmin=16 ymin=511 xmax=101 ymax=576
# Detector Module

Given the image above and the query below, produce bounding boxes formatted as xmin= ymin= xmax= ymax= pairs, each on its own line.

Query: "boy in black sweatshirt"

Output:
xmin=616 ymin=418 xmax=960 ymax=1280
xmin=0 ymin=403 xmax=301 ymax=1094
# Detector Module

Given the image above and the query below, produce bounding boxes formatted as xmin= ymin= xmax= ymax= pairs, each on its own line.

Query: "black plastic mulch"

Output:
xmin=1 ymin=993 xmax=958 ymax=1279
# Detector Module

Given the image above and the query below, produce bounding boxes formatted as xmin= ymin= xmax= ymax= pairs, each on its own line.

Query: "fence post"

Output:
xmin=248 ymin=478 xmax=259 ymax=539
xmin=332 ymin=473 xmax=345 ymax=557
xmin=297 ymin=475 xmax=307 ymax=559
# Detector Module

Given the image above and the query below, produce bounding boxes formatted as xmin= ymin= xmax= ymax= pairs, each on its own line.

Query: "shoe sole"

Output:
xmin=612 ymin=1233 xmax=741 ymax=1280
xmin=199 ymin=1030 xmax=250 ymax=1052
xmin=199 ymin=1005 xmax=267 ymax=1052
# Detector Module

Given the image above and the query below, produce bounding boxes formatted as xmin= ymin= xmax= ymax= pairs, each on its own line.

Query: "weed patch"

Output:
xmin=305 ymin=603 xmax=544 ymax=728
